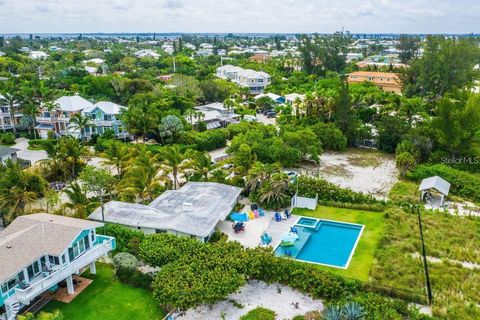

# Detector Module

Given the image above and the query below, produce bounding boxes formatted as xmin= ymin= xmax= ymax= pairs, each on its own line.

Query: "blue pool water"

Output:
xmin=297 ymin=217 xmax=318 ymax=227
xmin=275 ymin=219 xmax=363 ymax=268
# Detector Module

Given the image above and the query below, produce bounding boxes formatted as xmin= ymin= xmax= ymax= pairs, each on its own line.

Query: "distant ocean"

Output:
xmin=0 ymin=33 xmax=478 ymax=39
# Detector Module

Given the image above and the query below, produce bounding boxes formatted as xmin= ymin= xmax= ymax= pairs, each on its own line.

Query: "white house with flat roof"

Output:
xmin=0 ymin=94 xmax=23 ymax=133
xmin=0 ymin=214 xmax=115 ymax=320
xmin=216 ymin=65 xmax=271 ymax=94
xmin=0 ymin=147 xmax=18 ymax=164
xmin=88 ymin=182 xmax=242 ymax=242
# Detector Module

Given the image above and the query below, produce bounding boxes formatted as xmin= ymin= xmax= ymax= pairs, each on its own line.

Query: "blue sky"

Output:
xmin=0 ymin=0 xmax=478 ymax=34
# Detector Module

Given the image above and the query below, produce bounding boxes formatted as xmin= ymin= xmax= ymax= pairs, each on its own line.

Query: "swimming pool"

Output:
xmin=274 ymin=218 xmax=364 ymax=268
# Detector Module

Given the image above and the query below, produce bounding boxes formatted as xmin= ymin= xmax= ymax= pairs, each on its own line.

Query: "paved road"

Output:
xmin=12 ymin=138 xmax=48 ymax=164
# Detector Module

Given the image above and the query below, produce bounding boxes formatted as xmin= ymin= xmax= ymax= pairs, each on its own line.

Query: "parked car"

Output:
xmin=266 ymin=111 xmax=276 ymax=118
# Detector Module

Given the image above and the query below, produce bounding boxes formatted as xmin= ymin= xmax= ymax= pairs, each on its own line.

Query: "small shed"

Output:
xmin=418 ymin=176 xmax=451 ymax=207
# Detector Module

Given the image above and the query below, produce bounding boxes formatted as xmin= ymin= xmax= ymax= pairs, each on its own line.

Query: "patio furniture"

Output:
xmin=284 ymin=209 xmax=291 ymax=219
xmin=233 ymin=222 xmax=245 ymax=233
xmin=258 ymin=208 xmax=265 ymax=217
xmin=230 ymin=212 xmax=248 ymax=222
xmin=260 ymin=233 xmax=272 ymax=245
xmin=274 ymin=212 xmax=282 ymax=222
xmin=290 ymin=226 xmax=298 ymax=234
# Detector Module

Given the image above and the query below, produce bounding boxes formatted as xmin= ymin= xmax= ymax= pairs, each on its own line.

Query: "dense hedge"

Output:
xmin=0 ymin=132 xmax=15 ymax=145
xmin=406 ymin=164 xmax=480 ymax=203
xmin=316 ymin=200 xmax=385 ymax=212
xmin=102 ymin=223 xmax=145 ymax=256
xmin=295 ymin=176 xmax=382 ymax=205
xmin=179 ymin=129 xmax=228 ymax=151
xmin=28 ymin=138 xmax=56 ymax=150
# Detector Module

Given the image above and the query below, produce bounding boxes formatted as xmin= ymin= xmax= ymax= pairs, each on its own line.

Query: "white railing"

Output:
xmin=93 ymin=120 xmax=116 ymax=126
xmin=35 ymin=117 xmax=52 ymax=122
xmin=54 ymin=117 xmax=70 ymax=123
xmin=14 ymin=238 xmax=114 ymax=304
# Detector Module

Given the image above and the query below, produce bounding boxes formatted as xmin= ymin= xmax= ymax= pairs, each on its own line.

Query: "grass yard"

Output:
xmin=292 ymin=205 xmax=386 ymax=281
xmin=42 ymin=263 xmax=163 ymax=320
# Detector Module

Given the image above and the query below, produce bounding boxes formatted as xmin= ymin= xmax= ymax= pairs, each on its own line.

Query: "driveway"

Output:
xmin=12 ymin=138 xmax=48 ymax=164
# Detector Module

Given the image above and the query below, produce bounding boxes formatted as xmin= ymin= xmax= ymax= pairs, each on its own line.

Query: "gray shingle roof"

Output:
xmin=88 ymin=182 xmax=242 ymax=238
xmin=0 ymin=146 xmax=19 ymax=157
xmin=418 ymin=176 xmax=451 ymax=196
xmin=0 ymin=214 xmax=103 ymax=284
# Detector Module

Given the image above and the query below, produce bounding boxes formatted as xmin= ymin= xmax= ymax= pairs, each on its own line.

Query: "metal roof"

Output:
xmin=88 ymin=182 xmax=242 ymax=238
xmin=418 ymin=176 xmax=451 ymax=196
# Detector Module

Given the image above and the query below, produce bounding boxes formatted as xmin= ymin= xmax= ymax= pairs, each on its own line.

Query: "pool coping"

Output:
xmin=273 ymin=215 xmax=365 ymax=270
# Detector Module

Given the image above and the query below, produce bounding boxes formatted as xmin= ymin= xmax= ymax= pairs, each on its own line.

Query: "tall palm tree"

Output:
xmin=156 ymin=145 xmax=191 ymax=189
xmin=0 ymin=92 xmax=19 ymax=135
xmin=21 ymin=100 xmax=41 ymax=138
xmin=59 ymin=137 xmax=90 ymax=179
xmin=185 ymin=108 xmax=196 ymax=126
xmin=100 ymin=141 xmax=131 ymax=177
xmin=0 ymin=160 xmax=39 ymax=223
xmin=69 ymin=113 xmax=93 ymax=140
xmin=120 ymin=164 xmax=164 ymax=203
xmin=246 ymin=161 xmax=282 ymax=193
xmin=62 ymin=182 xmax=96 ymax=218
xmin=37 ymin=141 xmax=62 ymax=180
xmin=194 ymin=111 xmax=205 ymax=131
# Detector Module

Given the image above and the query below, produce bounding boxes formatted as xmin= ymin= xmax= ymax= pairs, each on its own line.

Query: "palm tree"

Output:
xmin=0 ymin=160 xmax=39 ymax=223
xmin=62 ymin=182 xmax=96 ymax=218
xmin=100 ymin=141 xmax=131 ymax=177
xmin=122 ymin=102 xmax=157 ymax=142
xmin=120 ymin=164 xmax=164 ymax=203
xmin=0 ymin=92 xmax=19 ymax=135
xmin=223 ymin=98 xmax=235 ymax=114
xmin=21 ymin=100 xmax=40 ymax=138
xmin=156 ymin=145 xmax=191 ymax=189
xmin=69 ymin=113 xmax=93 ymax=140
xmin=190 ymin=151 xmax=214 ymax=181
xmin=37 ymin=141 xmax=62 ymax=180
xmin=185 ymin=108 xmax=196 ymax=126
xmin=246 ymin=161 xmax=282 ymax=193
xmin=59 ymin=137 xmax=90 ymax=179
xmin=258 ymin=172 xmax=290 ymax=208
xmin=194 ymin=111 xmax=205 ymax=131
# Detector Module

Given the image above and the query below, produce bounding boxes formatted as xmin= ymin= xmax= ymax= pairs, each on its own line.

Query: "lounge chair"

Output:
xmin=284 ymin=209 xmax=291 ymax=219
xmin=274 ymin=212 xmax=282 ymax=222
xmin=260 ymin=233 xmax=272 ymax=245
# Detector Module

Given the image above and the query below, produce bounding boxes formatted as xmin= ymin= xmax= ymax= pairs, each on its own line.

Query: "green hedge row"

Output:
xmin=27 ymin=138 xmax=56 ymax=150
xmin=0 ymin=133 xmax=15 ymax=145
xmin=296 ymin=176 xmax=383 ymax=205
xmin=406 ymin=164 xmax=480 ymax=203
xmin=179 ymin=129 xmax=228 ymax=151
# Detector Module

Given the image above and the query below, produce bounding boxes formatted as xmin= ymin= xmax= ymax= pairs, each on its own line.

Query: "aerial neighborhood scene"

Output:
xmin=1 ymin=1 xmax=480 ymax=319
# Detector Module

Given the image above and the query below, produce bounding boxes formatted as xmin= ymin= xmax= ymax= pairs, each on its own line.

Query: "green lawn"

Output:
xmin=292 ymin=206 xmax=386 ymax=281
xmin=42 ymin=263 xmax=163 ymax=320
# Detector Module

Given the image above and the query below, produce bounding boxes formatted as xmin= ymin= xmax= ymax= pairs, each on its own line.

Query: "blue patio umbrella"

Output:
xmin=230 ymin=212 xmax=249 ymax=222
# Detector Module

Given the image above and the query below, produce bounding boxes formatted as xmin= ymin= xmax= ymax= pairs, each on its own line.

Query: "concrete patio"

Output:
xmin=217 ymin=205 xmax=298 ymax=249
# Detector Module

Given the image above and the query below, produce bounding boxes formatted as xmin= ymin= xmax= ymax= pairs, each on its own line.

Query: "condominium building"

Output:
xmin=216 ymin=65 xmax=271 ymax=94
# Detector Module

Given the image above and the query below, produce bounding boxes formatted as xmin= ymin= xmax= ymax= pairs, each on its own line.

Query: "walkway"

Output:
xmin=217 ymin=205 xmax=297 ymax=249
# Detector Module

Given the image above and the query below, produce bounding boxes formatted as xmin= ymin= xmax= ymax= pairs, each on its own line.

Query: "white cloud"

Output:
xmin=0 ymin=0 xmax=478 ymax=33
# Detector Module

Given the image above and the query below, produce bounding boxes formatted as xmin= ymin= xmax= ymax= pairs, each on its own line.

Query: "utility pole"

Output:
xmin=415 ymin=205 xmax=433 ymax=305
xmin=173 ymin=56 xmax=176 ymax=72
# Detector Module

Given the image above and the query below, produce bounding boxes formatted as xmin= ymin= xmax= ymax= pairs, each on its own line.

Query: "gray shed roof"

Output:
xmin=0 ymin=146 xmax=19 ymax=157
xmin=418 ymin=176 xmax=451 ymax=196
xmin=0 ymin=214 xmax=103 ymax=284
xmin=88 ymin=182 xmax=242 ymax=238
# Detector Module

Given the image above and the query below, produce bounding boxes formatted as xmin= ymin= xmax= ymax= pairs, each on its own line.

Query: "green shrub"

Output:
xmin=28 ymin=139 xmax=56 ymax=150
xmin=179 ymin=129 xmax=228 ymax=151
xmin=102 ymin=224 xmax=145 ymax=256
xmin=406 ymin=164 xmax=480 ymax=202
xmin=113 ymin=252 xmax=153 ymax=289
xmin=0 ymin=132 xmax=15 ymax=145
xmin=239 ymin=307 xmax=276 ymax=320
xmin=295 ymin=176 xmax=382 ymax=205
xmin=316 ymin=200 xmax=385 ymax=212
xmin=311 ymin=123 xmax=347 ymax=151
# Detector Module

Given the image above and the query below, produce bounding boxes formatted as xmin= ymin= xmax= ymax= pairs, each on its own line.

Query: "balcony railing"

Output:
xmin=14 ymin=236 xmax=114 ymax=305
xmin=35 ymin=117 xmax=53 ymax=122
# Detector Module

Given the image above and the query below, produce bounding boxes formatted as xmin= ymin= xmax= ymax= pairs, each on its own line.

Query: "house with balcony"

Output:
xmin=186 ymin=102 xmax=240 ymax=130
xmin=216 ymin=65 xmax=271 ymax=94
xmin=82 ymin=101 xmax=128 ymax=138
xmin=0 ymin=94 xmax=22 ymax=133
xmin=0 ymin=214 xmax=115 ymax=320
xmin=35 ymin=95 xmax=127 ymax=139
xmin=35 ymin=95 xmax=94 ymax=139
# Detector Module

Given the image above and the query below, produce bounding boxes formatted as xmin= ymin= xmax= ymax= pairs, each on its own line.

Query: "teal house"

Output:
xmin=82 ymin=101 xmax=128 ymax=138
xmin=0 ymin=214 xmax=115 ymax=319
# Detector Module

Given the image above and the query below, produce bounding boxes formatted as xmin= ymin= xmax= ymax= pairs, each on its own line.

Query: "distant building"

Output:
xmin=0 ymin=94 xmax=23 ymax=132
xmin=284 ymin=93 xmax=306 ymax=105
xmin=28 ymin=51 xmax=48 ymax=60
xmin=134 ymin=49 xmax=160 ymax=59
xmin=187 ymin=102 xmax=240 ymax=129
xmin=249 ymin=53 xmax=271 ymax=63
xmin=347 ymin=71 xmax=402 ymax=94
xmin=216 ymin=65 xmax=271 ymax=94
xmin=253 ymin=93 xmax=285 ymax=104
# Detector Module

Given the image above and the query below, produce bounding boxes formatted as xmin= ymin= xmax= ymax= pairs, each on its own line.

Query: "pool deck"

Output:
xmin=217 ymin=205 xmax=298 ymax=249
